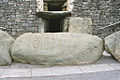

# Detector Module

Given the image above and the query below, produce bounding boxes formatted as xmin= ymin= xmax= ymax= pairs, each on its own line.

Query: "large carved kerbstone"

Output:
xmin=0 ymin=31 xmax=14 ymax=65
xmin=105 ymin=31 xmax=120 ymax=62
xmin=68 ymin=17 xmax=92 ymax=34
xmin=11 ymin=33 xmax=103 ymax=65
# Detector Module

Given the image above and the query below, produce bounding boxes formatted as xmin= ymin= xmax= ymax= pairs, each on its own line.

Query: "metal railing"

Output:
xmin=99 ymin=21 xmax=120 ymax=30
xmin=97 ymin=21 xmax=120 ymax=38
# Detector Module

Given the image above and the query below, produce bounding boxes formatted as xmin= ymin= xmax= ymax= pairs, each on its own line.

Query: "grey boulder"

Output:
xmin=105 ymin=31 xmax=120 ymax=62
xmin=0 ymin=30 xmax=14 ymax=65
xmin=11 ymin=33 xmax=103 ymax=65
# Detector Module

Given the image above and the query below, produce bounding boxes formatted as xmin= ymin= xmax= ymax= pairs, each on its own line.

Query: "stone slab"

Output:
xmin=79 ymin=66 xmax=95 ymax=73
xmin=36 ymin=11 xmax=71 ymax=19
xmin=1 ymin=69 xmax=31 ymax=78
xmin=52 ymin=66 xmax=83 ymax=75
xmin=91 ymin=64 xmax=115 ymax=72
xmin=68 ymin=17 xmax=92 ymax=34
xmin=32 ymin=68 xmax=52 ymax=77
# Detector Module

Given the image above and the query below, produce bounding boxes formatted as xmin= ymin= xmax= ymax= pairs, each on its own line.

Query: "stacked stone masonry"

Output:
xmin=72 ymin=0 xmax=120 ymax=38
xmin=0 ymin=0 xmax=120 ymax=38
xmin=0 ymin=0 xmax=39 ymax=38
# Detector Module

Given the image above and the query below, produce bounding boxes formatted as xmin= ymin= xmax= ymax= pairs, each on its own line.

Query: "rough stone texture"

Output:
xmin=0 ymin=0 xmax=39 ymax=38
xmin=36 ymin=0 xmax=44 ymax=11
xmin=67 ymin=0 xmax=74 ymax=11
xmin=72 ymin=0 xmax=120 ymax=37
xmin=68 ymin=17 xmax=92 ymax=34
xmin=0 ymin=0 xmax=120 ymax=38
xmin=105 ymin=31 xmax=120 ymax=62
xmin=97 ymin=21 xmax=120 ymax=38
xmin=0 ymin=30 xmax=14 ymax=65
xmin=11 ymin=33 xmax=103 ymax=65
xmin=63 ymin=17 xmax=69 ymax=32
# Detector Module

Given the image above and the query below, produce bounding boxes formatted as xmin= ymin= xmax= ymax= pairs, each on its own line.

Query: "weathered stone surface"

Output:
xmin=72 ymin=0 xmax=120 ymax=38
xmin=63 ymin=17 xmax=69 ymax=32
xmin=105 ymin=31 xmax=120 ymax=62
xmin=11 ymin=33 xmax=103 ymax=65
xmin=68 ymin=17 xmax=92 ymax=34
xmin=0 ymin=0 xmax=120 ymax=38
xmin=35 ymin=11 xmax=71 ymax=19
xmin=0 ymin=30 xmax=14 ymax=65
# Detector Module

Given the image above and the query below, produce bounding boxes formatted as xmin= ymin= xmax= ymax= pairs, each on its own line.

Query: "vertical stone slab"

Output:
xmin=67 ymin=0 xmax=74 ymax=11
xmin=36 ymin=0 xmax=44 ymax=33
xmin=68 ymin=17 xmax=93 ymax=34
xmin=36 ymin=0 xmax=44 ymax=12
xmin=38 ymin=18 xmax=45 ymax=33
xmin=63 ymin=17 xmax=69 ymax=32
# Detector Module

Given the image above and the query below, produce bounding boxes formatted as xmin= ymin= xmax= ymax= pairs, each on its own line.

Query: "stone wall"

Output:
xmin=0 ymin=0 xmax=120 ymax=38
xmin=0 ymin=0 xmax=39 ymax=38
xmin=72 ymin=0 xmax=120 ymax=38
xmin=0 ymin=0 xmax=74 ymax=38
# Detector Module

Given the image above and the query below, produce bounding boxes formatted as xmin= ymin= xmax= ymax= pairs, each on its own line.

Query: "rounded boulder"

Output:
xmin=105 ymin=31 xmax=120 ymax=62
xmin=11 ymin=33 xmax=103 ymax=65
xmin=0 ymin=30 xmax=14 ymax=65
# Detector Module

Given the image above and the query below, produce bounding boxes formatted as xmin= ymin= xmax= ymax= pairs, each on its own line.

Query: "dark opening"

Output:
xmin=44 ymin=1 xmax=65 ymax=32
xmin=46 ymin=19 xmax=62 ymax=32
xmin=48 ymin=4 xmax=62 ymax=11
